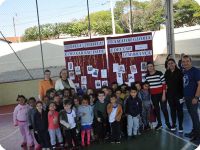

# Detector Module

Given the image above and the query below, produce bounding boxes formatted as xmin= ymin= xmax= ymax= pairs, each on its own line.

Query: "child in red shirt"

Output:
xmin=48 ymin=102 xmax=63 ymax=149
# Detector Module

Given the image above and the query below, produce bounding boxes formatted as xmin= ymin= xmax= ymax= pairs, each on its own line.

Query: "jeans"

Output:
xmin=185 ymin=97 xmax=200 ymax=135
xmin=48 ymin=128 xmax=63 ymax=146
xmin=127 ymin=115 xmax=139 ymax=136
xmin=151 ymin=94 xmax=170 ymax=125
xmin=142 ymin=101 xmax=151 ymax=127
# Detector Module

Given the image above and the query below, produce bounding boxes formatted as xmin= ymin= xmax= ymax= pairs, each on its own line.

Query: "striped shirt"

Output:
xmin=145 ymin=71 xmax=166 ymax=95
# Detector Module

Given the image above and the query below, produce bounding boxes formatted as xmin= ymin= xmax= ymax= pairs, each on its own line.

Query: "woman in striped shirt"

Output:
xmin=145 ymin=62 xmax=171 ymax=130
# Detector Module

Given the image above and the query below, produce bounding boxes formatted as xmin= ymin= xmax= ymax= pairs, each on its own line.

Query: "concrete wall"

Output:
xmin=0 ymin=79 xmax=39 ymax=106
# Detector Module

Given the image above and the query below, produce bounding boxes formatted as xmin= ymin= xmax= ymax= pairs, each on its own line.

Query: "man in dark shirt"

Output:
xmin=182 ymin=55 xmax=200 ymax=141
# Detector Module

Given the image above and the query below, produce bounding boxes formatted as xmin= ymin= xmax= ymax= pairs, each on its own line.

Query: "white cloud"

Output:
xmin=0 ymin=0 xmax=5 ymax=6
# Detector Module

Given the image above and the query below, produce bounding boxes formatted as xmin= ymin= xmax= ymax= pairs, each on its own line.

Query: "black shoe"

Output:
xmin=170 ymin=124 xmax=176 ymax=131
xmin=185 ymin=130 xmax=194 ymax=138
xmin=166 ymin=123 xmax=171 ymax=130
xmin=190 ymin=135 xmax=200 ymax=141
xmin=127 ymin=136 xmax=132 ymax=140
xmin=178 ymin=126 xmax=183 ymax=133
xmin=155 ymin=124 xmax=162 ymax=130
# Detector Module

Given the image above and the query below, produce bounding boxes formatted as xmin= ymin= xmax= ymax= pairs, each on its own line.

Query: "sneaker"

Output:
xmin=166 ymin=123 xmax=171 ymax=130
xmin=178 ymin=126 xmax=183 ymax=133
xmin=171 ymin=125 xmax=176 ymax=131
xmin=116 ymin=141 xmax=121 ymax=144
xmin=155 ymin=124 xmax=162 ymax=130
xmin=110 ymin=141 xmax=115 ymax=144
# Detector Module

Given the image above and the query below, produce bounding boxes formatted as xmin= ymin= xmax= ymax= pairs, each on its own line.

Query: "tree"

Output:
xmin=174 ymin=0 xmax=200 ymax=27
xmin=23 ymin=24 xmax=60 ymax=41
xmin=23 ymin=26 xmax=39 ymax=41
xmin=88 ymin=10 xmax=123 ymax=35
xmin=115 ymin=0 xmax=165 ymax=32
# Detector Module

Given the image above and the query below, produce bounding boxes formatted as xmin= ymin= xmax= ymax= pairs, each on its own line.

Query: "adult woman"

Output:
xmin=55 ymin=68 xmax=76 ymax=92
xmin=145 ymin=62 xmax=171 ymax=130
xmin=164 ymin=54 xmax=173 ymax=70
xmin=39 ymin=70 xmax=55 ymax=101
xmin=165 ymin=58 xmax=183 ymax=132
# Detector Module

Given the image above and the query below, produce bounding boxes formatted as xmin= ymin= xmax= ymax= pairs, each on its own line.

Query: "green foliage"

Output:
xmin=174 ymin=0 xmax=200 ymax=27
xmin=22 ymin=0 xmax=200 ymax=41
xmin=89 ymin=10 xmax=123 ymax=34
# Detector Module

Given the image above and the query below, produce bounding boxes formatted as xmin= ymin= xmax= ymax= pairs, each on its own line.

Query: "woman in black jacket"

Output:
xmin=165 ymin=58 xmax=183 ymax=132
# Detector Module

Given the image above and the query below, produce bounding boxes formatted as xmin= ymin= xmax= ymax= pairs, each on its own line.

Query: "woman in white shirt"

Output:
xmin=55 ymin=68 xmax=76 ymax=92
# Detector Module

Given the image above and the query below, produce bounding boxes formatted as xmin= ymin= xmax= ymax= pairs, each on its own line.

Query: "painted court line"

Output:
xmin=162 ymin=129 xmax=198 ymax=148
xmin=0 ymin=112 xmax=12 ymax=116
xmin=0 ymin=128 xmax=19 ymax=141
xmin=181 ymin=143 xmax=192 ymax=150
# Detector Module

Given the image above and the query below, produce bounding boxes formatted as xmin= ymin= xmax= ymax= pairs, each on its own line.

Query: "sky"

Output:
xmin=0 ymin=0 xmax=200 ymax=37
xmin=0 ymin=0 xmax=122 ymax=37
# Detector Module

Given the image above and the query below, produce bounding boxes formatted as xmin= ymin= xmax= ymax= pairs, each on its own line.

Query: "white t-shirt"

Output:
xmin=66 ymin=110 xmax=76 ymax=129
xmin=109 ymin=106 xmax=118 ymax=123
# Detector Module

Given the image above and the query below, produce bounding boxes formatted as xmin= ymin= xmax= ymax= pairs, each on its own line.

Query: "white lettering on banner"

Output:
xmin=110 ymin=46 xmax=132 ymax=53
xmin=65 ymin=49 xmax=106 ymax=57
xmin=135 ymin=44 xmax=148 ymax=50
xmin=107 ymin=35 xmax=152 ymax=45
xmin=122 ymin=50 xmax=153 ymax=58
xmin=64 ymin=41 xmax=104 ymax=50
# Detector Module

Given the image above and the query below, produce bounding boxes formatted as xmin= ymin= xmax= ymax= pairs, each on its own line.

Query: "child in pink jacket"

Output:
xmin=13 ymin=95 xmax=34 ymax=148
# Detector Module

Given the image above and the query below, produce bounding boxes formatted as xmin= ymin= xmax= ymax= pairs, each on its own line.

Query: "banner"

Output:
xmin=107 ymin=32 xmax=153 ymax=86
xmin=64 ymin=38 xmax=107 ymax=89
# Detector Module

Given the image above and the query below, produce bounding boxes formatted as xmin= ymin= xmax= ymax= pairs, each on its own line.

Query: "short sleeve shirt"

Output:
xmin=183 ymin=67 xmax=200 ymax=97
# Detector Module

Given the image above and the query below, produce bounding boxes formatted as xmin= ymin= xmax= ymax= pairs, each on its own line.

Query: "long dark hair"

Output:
xmin=44 ymin=69 xmax=53 ymax=86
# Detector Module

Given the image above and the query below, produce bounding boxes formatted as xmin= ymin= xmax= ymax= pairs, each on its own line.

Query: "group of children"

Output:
xmin=13 ymin=81 xmax=154 ymax=150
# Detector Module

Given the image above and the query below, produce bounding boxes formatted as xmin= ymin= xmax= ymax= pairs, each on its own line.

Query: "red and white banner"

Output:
xmin=107 ymin=32 xmax=153 ymax=85
xmin=64 ymin=38 xmax=107 ymax=89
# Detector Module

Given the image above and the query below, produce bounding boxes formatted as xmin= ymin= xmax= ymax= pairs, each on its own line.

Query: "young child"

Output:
xmin=135 ymin=82 xmax=142 ymax=100
xmin=63 ymin=88 xmax=71 ymax=100
xmin=59 ymin=99 xmax=79 ymax=149
xmin=107 ymin=94 xmax=123 ymax=144
xmin=70 ymin=88 xmax=77 ymax=98
xmin=34 ymin=101 xmax=51 ymax=149
xmin=125 ymin=86 xmax=142 ymax=139
xmin=89 ymin=94 xmax=96 ymax=141
xmin=94 ymin=91 xmax=108 ymax=141
xmin=53 ymin=93 xmax=64 ymax=112
xmin=115 ymin=88 xmax=124 ymax=106
xmin=48 ymin=102 xmax=63 ymax=149
xmin=87 ymin=88 xmax=94 ymax=95
xmin=102 ymin=86 xmax=111 ymax=103
xmin=141 ymin=82 xmax=152 ymax=130
xmin=78 ymin=95 xmax=94 ymax=147
xmin=13 ymin=95 xmax=34 ymax=148
xmin=28 ymin=97 xmax=40 ymax=150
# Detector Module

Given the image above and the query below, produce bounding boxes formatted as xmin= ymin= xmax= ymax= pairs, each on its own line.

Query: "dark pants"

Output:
xmin=151 ymin=94 xmax=170 ymax=125
xmin=185 ymin=97 xmax=200 ymax=136
xmin=38 ymin=130 xmax=51 ymax=148
xmin=96 ymin=121 xmax=107 ymax=140
xmin=64 ymin=128 xmax=78 ymax=148
xmin=168 ymin=96 xmax=183 ymax=128
xmin=110 ymin=121 xmax=121 ymax=142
